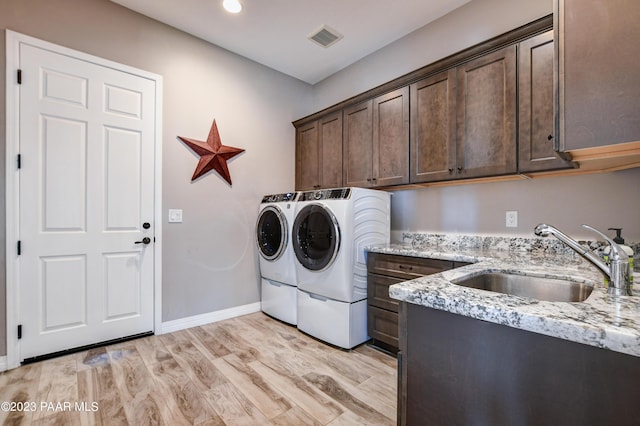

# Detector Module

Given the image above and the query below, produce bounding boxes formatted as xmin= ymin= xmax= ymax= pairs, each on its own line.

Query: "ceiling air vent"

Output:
xmin=308 ymin=25 xmax=343 ymax=48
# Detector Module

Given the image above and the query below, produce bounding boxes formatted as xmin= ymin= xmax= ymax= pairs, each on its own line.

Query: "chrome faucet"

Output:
xmin=534 ymin=223 xmax=632 ymax=296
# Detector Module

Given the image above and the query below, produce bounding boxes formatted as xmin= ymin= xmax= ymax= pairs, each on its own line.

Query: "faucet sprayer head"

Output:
xmin=534 ymin=223 xmax=551 ymax=237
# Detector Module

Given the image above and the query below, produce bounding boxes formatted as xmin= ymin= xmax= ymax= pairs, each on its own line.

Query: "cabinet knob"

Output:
xmin=457 ymin=167 xmax=463 ymax=173
xmin=448 ymin=168 xmax=454 ymax=174
xmin=547 ymin=134 xmax=554 ymax=141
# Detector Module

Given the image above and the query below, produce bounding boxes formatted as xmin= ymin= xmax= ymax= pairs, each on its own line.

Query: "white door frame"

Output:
xmin=5 ymin=30 xmax=163 ymax=370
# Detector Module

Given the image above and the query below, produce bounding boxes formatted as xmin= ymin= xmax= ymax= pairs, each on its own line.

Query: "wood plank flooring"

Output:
xmin=0 ymin=313 xmax=397 ymax=425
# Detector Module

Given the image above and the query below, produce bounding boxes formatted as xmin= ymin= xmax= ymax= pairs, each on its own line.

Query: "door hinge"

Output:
xmin=17 ymin=240 xmax=21 ymax=255
xmin=17 ymin=154 xmax=21 ymax=169
xmin=17 ymin=69 xmax=22 ymax=85
xmin=17 ymin=325 xmax=22 ymax=339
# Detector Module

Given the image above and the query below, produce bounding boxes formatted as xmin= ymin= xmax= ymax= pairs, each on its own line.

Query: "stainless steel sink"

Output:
xmin=451 ymin=272 xmax=593 ymax=302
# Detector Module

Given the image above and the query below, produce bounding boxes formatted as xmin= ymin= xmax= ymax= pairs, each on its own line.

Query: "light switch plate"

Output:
xmin=168 ymin=209 xmax=183 ymax=223
xmin=506 ymin=210 xmax=518 ymax=228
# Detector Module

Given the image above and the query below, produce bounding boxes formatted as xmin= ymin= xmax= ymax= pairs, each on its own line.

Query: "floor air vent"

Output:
xmin=308 ymin=25 xmax=343 ymax=48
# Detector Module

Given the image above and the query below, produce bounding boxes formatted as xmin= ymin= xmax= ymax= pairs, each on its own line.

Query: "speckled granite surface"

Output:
xmin=370 ymin=233 xmax=640 ymax=357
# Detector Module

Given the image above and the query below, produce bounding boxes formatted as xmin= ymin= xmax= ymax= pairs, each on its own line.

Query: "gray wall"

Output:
xmin=0 ymin=0 xmax=312 ymax=356
xmin=390 ymin=169 xmax=640 ymax=242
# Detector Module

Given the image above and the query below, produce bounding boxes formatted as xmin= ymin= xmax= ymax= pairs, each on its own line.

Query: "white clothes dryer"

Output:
xmin=256 ymin=192 xmax=298 ymax=325
xmin=292 ymin=187 xmax=390 ymax=348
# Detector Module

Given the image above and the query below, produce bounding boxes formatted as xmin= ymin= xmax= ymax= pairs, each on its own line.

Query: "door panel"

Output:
xmin=42 ymin=115 xmax=87 ymax=231
xmin=42 ymin=68 xmax=88 ymax=107
xmin=518 ymin=30 xmax=574 ymax=172
xmin=105 ymin=127 xmax=141 ymax=230
xmin=41 ymin=255 xmax=87 ymax=331
xmin=373 ymin=87 xmax=409 ymax=186
xmin=18 ymin=42 xmax=156 ymax=360
xmin=104 ymin=84 xmax=142 ymax=118
xmin=295 ymin=121 xmax=319 ymax=190
xmin=319 ymin=112 xmax=343 ymax=189
xmin=104 ymin=253 xmax=142 ymax=320
xmin=410 ymin=69 xmax=457 ymax=183
xmin=343 ymin=100 xmax=373 ymax=187
xmin=456 ymin=46 xmax=517 ymax=178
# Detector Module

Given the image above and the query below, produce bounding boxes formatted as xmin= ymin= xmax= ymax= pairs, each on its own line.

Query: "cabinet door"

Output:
xmin=456 ymin=45 xmax=517 ymax=178
xmin=519 ymin=30 xmax=574 ymax=173
xmin=343 ymin=100 xmax=373 ymax=187
xmin=558 ymin=0 xmax=640 ymax=150
xmin=410 ymin=69 xmax=457 ymax=183
xmin=295 ymin=120 xmax=319 ymax=190
xmin=373 ymin=87 xmax=409 ymax=186
xmin=318 ymin=111 xmax=343 ymax=189
xmin=368 ymin=305 xmax=399 ymax=349
xmin=367 ymin=273 xmax=401 ymax=312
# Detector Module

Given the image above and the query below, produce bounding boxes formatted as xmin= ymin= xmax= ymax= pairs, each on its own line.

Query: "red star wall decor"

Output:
xmin=177 ymin=119 xmax=245 ymax=185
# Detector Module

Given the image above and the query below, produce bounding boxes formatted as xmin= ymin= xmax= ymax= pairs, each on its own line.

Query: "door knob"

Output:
xmin=135 ymin=237 xmax=151 ymax=245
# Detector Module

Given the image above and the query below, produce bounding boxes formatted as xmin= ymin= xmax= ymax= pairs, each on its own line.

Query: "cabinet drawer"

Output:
xmin=367 ymin=252 xmax=454 ymax=280
xmin=367 ymin=273 xmax=401 ymax=312
xmin=368 ymin=305 xmax=399 ymax=348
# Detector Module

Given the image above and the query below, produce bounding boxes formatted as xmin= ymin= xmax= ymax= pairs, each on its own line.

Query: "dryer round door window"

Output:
xmin=293 ymin=204 xmax=340 ymax=271
xmin=256 ymin=206 xmax=287 ymax=261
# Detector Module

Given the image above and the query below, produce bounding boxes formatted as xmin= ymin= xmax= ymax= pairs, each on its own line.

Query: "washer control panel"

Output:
xmin=299 ymin=188 xmax=351 ymax=201
xmin=261 ymin=192 xmax=298 ymax=203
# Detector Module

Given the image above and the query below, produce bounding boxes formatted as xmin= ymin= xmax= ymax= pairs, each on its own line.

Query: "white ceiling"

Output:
xmin=110 ymin=0 xmax=472 ymax=84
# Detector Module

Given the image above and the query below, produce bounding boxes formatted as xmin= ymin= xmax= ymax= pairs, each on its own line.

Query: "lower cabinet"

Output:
xmin=366 ymin=252 xmax=464 ymax=353
xmin=397 ymin=302 xmax=640 ymax=425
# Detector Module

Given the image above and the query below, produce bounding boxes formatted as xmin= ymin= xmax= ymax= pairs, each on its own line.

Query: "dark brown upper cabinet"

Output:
xmin=410 ymin=69 xmax=457 ymax=183
xmin=292 ymin=15 xmax=634 ymax=190
xmin=343 ymin=99 xmax=373 ymax=187
xmin=343 ymin=87 xmax=409 ymax=188
xmin=294 ymin=111 xmax=342 ymax=190
xmin=455 ymin=45 xmax=517 ymax=178
xmin=518 ymin=30 xmax=575 ymax=172
xmin=556 ymin=0 xmax=640 ymax=151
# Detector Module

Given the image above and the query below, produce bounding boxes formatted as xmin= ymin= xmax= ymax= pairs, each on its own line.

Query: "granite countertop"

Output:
xmin=369 ymin=234 xmax=640 ymax=357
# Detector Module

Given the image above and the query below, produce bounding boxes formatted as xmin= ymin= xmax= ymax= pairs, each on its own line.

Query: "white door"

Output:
xmin=16 ymin=42 xmax=157 ymax=361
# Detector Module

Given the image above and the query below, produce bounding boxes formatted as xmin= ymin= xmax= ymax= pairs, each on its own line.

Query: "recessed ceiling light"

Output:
xmin=223 ymin=0 xmax=242 ymax=14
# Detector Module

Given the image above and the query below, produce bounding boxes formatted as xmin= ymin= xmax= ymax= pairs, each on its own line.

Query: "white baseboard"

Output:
xmin=0 ymin=355 xmax=7 ymax=372
xmin=159 ymin=302 xmax=261 ymax=334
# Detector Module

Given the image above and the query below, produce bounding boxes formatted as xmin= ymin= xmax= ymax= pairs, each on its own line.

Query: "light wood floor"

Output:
xmin=0 ymin=312 xmax=397 ymax=425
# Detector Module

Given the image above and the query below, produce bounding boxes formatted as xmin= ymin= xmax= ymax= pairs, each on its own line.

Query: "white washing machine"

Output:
xmin=292 ymin=187 xmax=390 ymax=348
xmin=256 ymin=192 xmax=298 ymax=325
